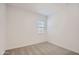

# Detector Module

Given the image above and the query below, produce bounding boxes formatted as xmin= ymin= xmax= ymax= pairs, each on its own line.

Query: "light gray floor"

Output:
xmin=4 ymin=42 xmax=79 ymax=55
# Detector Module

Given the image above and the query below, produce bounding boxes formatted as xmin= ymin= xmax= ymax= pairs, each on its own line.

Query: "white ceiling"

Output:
xmin=8 ymin=3 xmax=68 ymax=16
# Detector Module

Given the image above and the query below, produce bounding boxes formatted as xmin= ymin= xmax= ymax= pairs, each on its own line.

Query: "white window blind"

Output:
xmin=36 ymin=16 xmax=47 ymax=33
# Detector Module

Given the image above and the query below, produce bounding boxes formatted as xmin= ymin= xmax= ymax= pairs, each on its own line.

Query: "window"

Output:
xmin=37 ymin=16 xmax=47 ymax=33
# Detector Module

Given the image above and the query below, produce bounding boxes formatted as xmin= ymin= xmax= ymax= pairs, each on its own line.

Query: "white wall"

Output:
xmin=7 ymin=5 xmax=47 ymax=49
xmin=0 ymin=4 xmax=7 ymax=54
xmin=48 ymin=4 xmax=79 ymax=53
xmin=1 ymin=3 xmax=79 ymax=54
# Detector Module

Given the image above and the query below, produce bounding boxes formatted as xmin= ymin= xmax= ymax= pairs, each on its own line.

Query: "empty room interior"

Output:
xmin=0 ymin=3 xmax=79 ymax=55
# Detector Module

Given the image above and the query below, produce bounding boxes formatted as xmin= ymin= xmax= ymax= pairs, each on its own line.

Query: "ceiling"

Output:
xmin=8 ymin=3 xmax=69 ymax=16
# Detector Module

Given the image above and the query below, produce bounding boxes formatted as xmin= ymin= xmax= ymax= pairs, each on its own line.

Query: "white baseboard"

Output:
xmin=48 ymin=41 xmax=79 ymax=54
xmin=6 ymin=41 xmax=47 ymax=50
xmin=0 ymin=50 xmax=5 ymax=55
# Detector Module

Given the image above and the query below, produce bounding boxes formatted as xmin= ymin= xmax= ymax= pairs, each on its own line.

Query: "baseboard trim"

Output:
xmin=6 ymin=41 xmax=48 ymax=50
xmin=48 ymin=41 xmax=79 ymax=54
xmin=0 ymin=50 xmax=5 ymax=55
